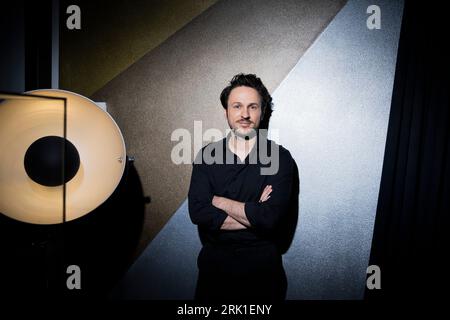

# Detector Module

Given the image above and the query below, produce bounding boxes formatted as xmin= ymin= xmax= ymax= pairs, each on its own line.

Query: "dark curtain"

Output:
xmin=366 ymin=1 xmax=450 ymax=300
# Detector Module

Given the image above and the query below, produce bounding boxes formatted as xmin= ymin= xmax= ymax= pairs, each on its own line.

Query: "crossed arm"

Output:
xmin=214 ymin=185 xmax=272 ymax=230
xmin=188 ymin=150 xmax=294 ymax=233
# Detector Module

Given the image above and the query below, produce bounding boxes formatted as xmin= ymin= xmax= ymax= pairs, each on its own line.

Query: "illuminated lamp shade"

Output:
xmin=0 ymin=89 xmax=126 ymax=224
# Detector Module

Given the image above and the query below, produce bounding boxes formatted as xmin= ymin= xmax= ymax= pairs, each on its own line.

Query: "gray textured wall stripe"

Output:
xmin=111 ymin=200 xmax=199 ymax=299
xmin=271 ymin=0 xmax=404 ymax=299
xmin=111 ymin=0 xmax=404 ymax=300
xmin=92 ymin=0 xmax=347 ymax=257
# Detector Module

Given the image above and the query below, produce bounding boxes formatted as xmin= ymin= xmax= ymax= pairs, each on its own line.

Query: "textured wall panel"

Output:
xmin=270 ymin=0 xmax=404 ymax=299
xmin=60 ymin=0 xmax=218 ymax=96
xmin=92 ymin=0 xmax=347 ymax=256
xmin=110 ymin=0 xmax=404 ymax=300
xmin=111 ymin=200 xmax=199 ymax=299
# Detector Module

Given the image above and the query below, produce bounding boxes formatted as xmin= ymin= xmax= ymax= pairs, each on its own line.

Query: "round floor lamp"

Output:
xmin=0 ymin=89 xmax=127 ymax=224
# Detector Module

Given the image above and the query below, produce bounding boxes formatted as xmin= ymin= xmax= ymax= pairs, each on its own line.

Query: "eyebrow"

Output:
xmin=230 ymin=102 xmax=260 ymax=106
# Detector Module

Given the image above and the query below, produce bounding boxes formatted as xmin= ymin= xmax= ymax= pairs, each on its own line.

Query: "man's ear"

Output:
xmin=224 ymin=108 xmax=227 ymax=118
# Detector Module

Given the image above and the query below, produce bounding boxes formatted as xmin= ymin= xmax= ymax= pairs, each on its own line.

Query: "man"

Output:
xmin=188 ymin=73 xmax=295 ymax=301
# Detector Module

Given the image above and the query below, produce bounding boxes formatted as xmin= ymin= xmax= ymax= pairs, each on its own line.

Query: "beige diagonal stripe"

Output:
xmin=91 ymin=0 xmax=347 ymax=257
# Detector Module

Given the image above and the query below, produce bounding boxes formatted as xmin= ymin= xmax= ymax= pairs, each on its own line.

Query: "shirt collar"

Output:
xmin=224 ymin=130 xmax=263 ymax=164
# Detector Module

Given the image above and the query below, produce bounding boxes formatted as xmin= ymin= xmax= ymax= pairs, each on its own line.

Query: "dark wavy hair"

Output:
xmin=220 ymin=74 xmax=273 ymax=125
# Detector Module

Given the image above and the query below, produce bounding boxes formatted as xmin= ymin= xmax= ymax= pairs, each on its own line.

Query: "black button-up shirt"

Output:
xmin=188 ymin=132 xmax=295 ymax=247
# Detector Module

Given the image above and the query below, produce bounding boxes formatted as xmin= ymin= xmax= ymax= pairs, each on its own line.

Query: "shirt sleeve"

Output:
xmin=188 ymin=153 xmax=228 ymax=231
xmin=244 ymin=149 xmax=294 ymax=232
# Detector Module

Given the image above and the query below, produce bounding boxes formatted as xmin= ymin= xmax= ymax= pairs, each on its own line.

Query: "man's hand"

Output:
xmin=259 ymin=185 xmax=272 ymax=203
xmin=220 ymin=216 xmax=247 ymax=230
xmin=217 ymin=185 xmax=273 ymax=230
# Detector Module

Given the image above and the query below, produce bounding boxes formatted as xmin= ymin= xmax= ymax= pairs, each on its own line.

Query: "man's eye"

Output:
xmin=233 ymin=105 xmax=240 ymax=109
xmin=251 ymin=105 xmax=258 ymax=110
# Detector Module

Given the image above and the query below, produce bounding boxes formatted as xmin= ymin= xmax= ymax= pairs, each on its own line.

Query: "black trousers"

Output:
xmin=195 ymin=243 xmax=287 ymax=302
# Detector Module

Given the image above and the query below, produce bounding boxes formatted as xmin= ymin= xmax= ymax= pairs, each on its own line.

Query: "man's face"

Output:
xmin=224 ymin=86 xmax=262 ymax=138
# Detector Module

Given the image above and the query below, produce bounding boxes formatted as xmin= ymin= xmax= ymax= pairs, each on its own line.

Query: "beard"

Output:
xmin=231 ymin=126 xmax=258 ymax=140
xmin=225 ymin=110 xmax=260 ymax=140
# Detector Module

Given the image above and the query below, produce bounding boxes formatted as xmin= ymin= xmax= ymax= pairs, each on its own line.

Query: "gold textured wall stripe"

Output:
xmin=60 ymin=0 xmax=219 ymax=97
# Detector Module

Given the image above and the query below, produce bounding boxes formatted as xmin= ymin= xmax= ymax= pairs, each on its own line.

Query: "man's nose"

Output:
xmin=241 ymin=107 xmax=250 ymax=118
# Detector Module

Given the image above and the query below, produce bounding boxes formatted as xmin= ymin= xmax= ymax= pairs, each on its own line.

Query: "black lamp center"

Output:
xmin=24 ymin=136 xmax=80 ymax=187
